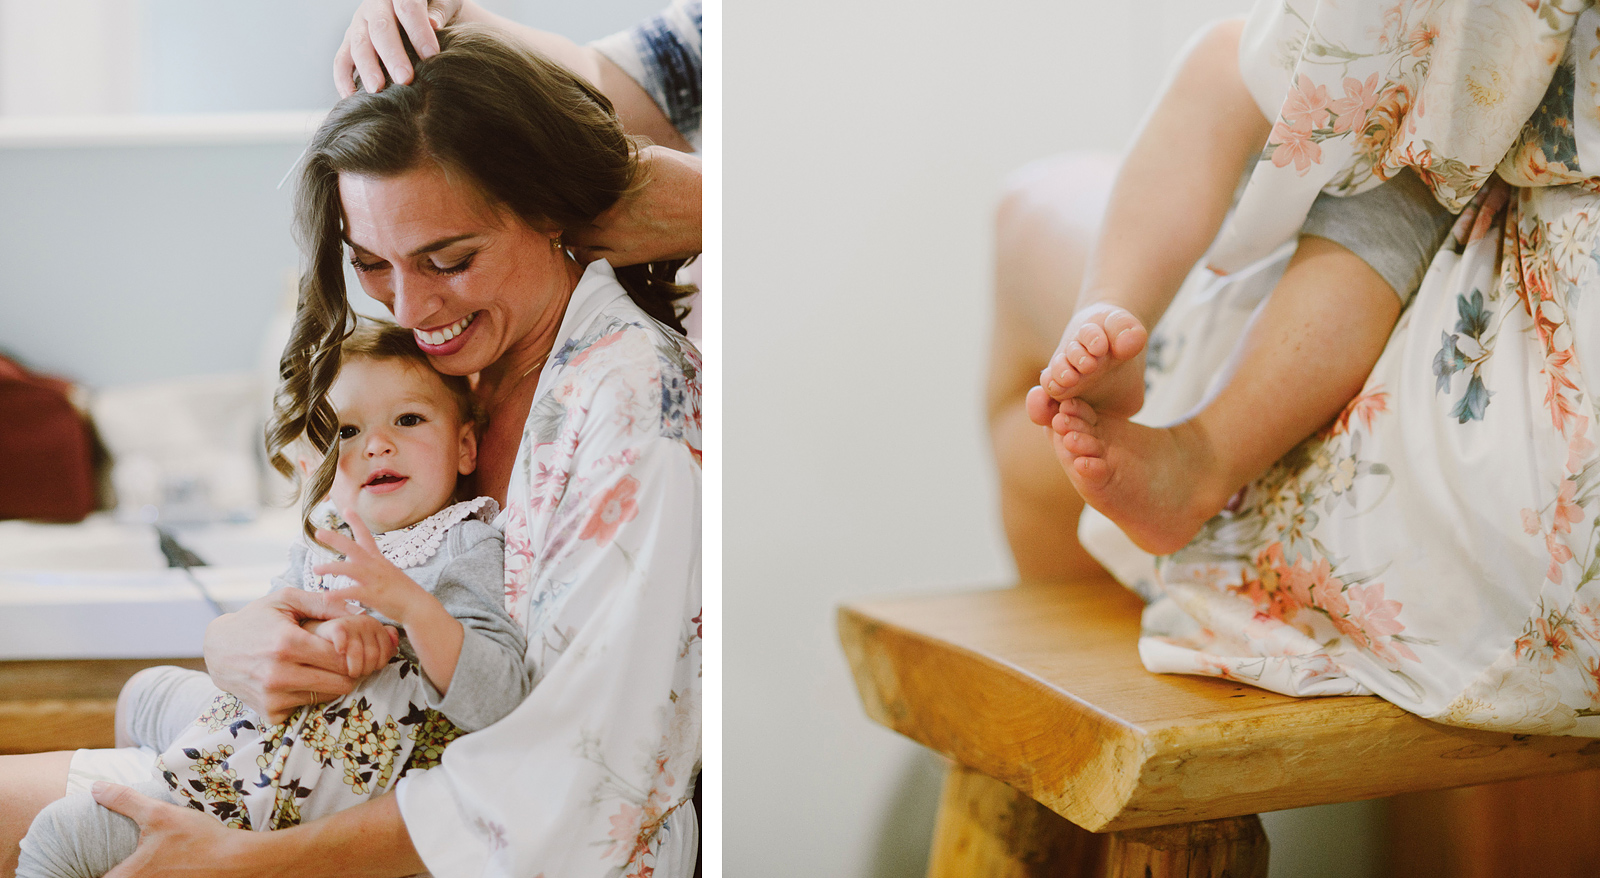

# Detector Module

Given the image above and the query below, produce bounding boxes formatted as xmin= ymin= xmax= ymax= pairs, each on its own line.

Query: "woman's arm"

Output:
xmin=203 ymin=588 xmax=379 ymax=723
xmin=94 ymin=783 xmax=423 ymax=878
xmin=335 ymin=0 xmax=692 ymax=151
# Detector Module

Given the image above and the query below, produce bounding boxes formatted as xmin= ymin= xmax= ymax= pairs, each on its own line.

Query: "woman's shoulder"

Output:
xmin=526 ymin=298 xmax=700 ymax=454
xmin=552 ymin=293 xmax=701 ymax=389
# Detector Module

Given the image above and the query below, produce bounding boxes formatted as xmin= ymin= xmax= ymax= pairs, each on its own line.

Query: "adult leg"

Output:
xmin=987 ymin=151 xmax=1119 ymax=581
xmin=0 ymin=752 xmax=72 ymax=878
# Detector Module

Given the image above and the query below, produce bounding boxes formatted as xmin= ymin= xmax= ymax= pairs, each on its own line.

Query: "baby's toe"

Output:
xmin=1025 ymin=385 xmax=1058 ymax=427
xmin=1103 ymin=309 xmax=1149 ymax=360
xmin=1073 ymin=455 xmax=1112 ymax=488
xmin=1057 ymin=397 xmax=1100 ymax=425
xmin=1062 ymin=428 xmax=1104 ymax=458
xmin=1076 ymin=320 xmax=1110 ymax=357
xmin=1067 ymin=341 xmax=1099 ymax=376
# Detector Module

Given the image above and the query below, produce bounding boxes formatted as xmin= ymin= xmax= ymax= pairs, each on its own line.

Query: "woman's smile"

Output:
xmin=414 ymin=311 xmax=480 ymax=355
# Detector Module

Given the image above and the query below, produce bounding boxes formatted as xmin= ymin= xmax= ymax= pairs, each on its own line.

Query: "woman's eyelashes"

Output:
xmin=428 ymin=254 xmax=474 ymax=275
xmin=348 ymin=254 xmax=385 ymax=274
xmin=346 ymin=252 xmax=474 ymax=275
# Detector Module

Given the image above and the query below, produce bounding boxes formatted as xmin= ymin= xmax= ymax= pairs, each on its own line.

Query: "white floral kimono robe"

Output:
xmin=1084 ymin=0 xmax=1600 ymax=735
xmin=396 ymin=260 xmax=702 ymax=877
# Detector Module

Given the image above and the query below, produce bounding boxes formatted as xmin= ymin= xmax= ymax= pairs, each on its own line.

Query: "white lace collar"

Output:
xmin=373 ymin=496 xmax=500 ymax=569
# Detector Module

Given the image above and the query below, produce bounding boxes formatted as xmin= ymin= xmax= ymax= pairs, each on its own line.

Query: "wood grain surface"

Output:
xmin=0 ymin=658 xmax=207 ymax=754
xmin=838 ymin=579 xmax=1600 ymax=832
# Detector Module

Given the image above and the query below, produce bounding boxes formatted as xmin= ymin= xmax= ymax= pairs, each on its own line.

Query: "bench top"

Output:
xmin=838 ymin=578 xmax=1600 ymax=832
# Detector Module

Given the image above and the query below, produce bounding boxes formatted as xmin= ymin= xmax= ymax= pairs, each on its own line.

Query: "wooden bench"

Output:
xmin=0 ymin=658 xmax=207 ymax=755
xmin=838 ymin=577 xmax=1600 ymax=877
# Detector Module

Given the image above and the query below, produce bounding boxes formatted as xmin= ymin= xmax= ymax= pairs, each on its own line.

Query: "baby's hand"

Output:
xmin=312 ymin=614 xmax=400 ymax=679
xmin=312 ymin=510 xmax=433 ymax=628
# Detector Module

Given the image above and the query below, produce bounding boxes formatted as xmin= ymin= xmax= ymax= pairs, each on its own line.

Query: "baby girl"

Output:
xmin=19 ymin=321 xmax=529 ymax=877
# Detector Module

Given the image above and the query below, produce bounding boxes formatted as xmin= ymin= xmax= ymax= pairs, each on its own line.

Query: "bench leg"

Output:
xmin=1386 ymin=769 xmax=1600 ymax=876
xmin=927 ymin=764 xmax=1106 ymax=877
xmin=1104 ymin=816 xmax=1269 ymax=878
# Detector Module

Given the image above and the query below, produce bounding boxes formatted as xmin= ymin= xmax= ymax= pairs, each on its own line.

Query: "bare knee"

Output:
xmin=0 ymin=751 xmax=74 ymax=878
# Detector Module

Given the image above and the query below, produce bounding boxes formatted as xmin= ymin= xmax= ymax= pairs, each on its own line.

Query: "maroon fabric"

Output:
xmin=0 ymin=358 xmax=95 ymax=522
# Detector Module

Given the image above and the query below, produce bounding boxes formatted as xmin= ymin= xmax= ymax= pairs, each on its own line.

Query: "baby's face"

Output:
xmin=328 ymin=356 xmax=476 ymax=534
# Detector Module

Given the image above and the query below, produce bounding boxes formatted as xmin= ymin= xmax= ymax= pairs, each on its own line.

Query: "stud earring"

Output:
xmin=551 ymin=235 xmax=563 ymax=250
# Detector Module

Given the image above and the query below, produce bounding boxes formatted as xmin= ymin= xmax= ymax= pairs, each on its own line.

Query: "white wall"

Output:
xmin=725 ymin=1 xmax=1384 ymax=876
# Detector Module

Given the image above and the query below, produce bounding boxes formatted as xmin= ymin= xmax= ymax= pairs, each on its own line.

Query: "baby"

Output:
xmin=1027 ymin=21 xmax=1456 ymax=555
xmin=19 ymin=321 xmax=529 ymax=878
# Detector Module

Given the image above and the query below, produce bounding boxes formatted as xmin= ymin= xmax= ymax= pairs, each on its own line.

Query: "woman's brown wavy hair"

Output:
xmin=267 ymin=24 xmax=692 ymax=539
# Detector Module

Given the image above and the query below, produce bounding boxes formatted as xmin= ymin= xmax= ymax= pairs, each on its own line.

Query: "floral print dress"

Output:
xmin=156 ymin=497 xmax=524 ymax=832
xmin=1084 ymin=0 xmax=1600 ymax=735
xmin=395 ymin=260 xmax=702 ymax=877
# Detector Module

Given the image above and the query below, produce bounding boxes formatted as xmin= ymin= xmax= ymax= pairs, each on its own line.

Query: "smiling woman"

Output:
xmin=1 ymin=12 xmax=700 ymax=878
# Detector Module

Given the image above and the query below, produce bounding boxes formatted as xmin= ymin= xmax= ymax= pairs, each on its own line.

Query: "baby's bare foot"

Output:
xmin=1040 ymin=304 xmax=1149 ymax=419
xmin=1050 ymin=399 xmax=1230 ymax=556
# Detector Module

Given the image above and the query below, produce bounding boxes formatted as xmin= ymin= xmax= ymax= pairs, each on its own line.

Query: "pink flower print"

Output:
xmin=1521 ymin=508 xmax=1543 ymax=536
xmin=1281 ymin=75 xmax=1332 ymax=131
xmin=1408 ymin=24 xmax=1437 ymax=58
xmin=1335 ymin=582 xmax=1413 ymax=664
xmin=1330 ymin=73 xmax=1382 ymax=135
xmin=564 ymin=330 xmax=627 ymax=371
xmin=1516 ymin=615 xmax=1574 ymax=673
xmin=1553 ymin=481 xmax=1584 ymax=535
xmin=580 ymin=477 xmax=641 ymax=547
xmin=1331 ymin=387 xmax=1389 ymax=436
xmin=1569 ymin=420 xmax=1596 ymax=474
xmin=1308 ymin=558 xmax=1349 ymax=617
xmin=1269 ymin=116 xmax=1322 ymax=175
xmin=602 ymin=802 xmax=644 ymax=861
xmin=502 ymin=505 xmax=535 ymax=612
xmin=530 ymin=461 xmax=570 ymax=511
xmin=1547 ymin=532 xmax=1574 ymax=583
xmin=1348 ymin=583 xmax=1405 ymax=640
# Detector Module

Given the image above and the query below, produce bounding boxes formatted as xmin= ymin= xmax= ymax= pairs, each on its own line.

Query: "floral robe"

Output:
xmin=1084 ymin=0 xmax=1600 ymax=735
xmin=396 ymin=260 xmax=702 ymax=877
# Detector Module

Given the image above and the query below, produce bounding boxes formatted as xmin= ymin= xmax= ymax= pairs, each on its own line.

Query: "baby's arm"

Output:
xmin=417 ymin=522 xmax=530 ymax=731
xmin=312 ymin=514 xmax=468 ymax=698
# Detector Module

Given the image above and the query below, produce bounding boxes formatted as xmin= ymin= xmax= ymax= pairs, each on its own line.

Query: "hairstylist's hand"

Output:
xmin=335 ymin=0 xmax=464 ymax=97
xmin=204 ymin=588 xmax=378 ymax=723
xmin=94 ymin=782 xmax=268 ymax=878
xmin=568 ymin=146 xmax=703 ymax=267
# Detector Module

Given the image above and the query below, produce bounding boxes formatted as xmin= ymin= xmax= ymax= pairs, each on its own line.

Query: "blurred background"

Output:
xmin=725 ymin=0 xmax=1388 ymax=876
xmin=0 ymin=0 xmax=661 ymax=653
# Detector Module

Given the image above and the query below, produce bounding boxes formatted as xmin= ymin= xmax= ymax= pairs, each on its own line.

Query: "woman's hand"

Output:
xmin=313 ymin=513 xmax=433 ymax=627
xmin=204 ymin=588 xmax=377 ymax=723
xmin=312 ymin=614 xmax=400 ymax=679
xmin=568 ymin=146 xmax=703 ymax=267
xmin=94 ymin=782 xmax=268 ymax=878
xmin=334 ymin=0 xmax=463 ymax=97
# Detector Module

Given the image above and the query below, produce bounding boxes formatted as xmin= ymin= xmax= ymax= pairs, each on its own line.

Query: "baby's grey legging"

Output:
xmin=15 ymin=666 xmax=218 ymax=878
